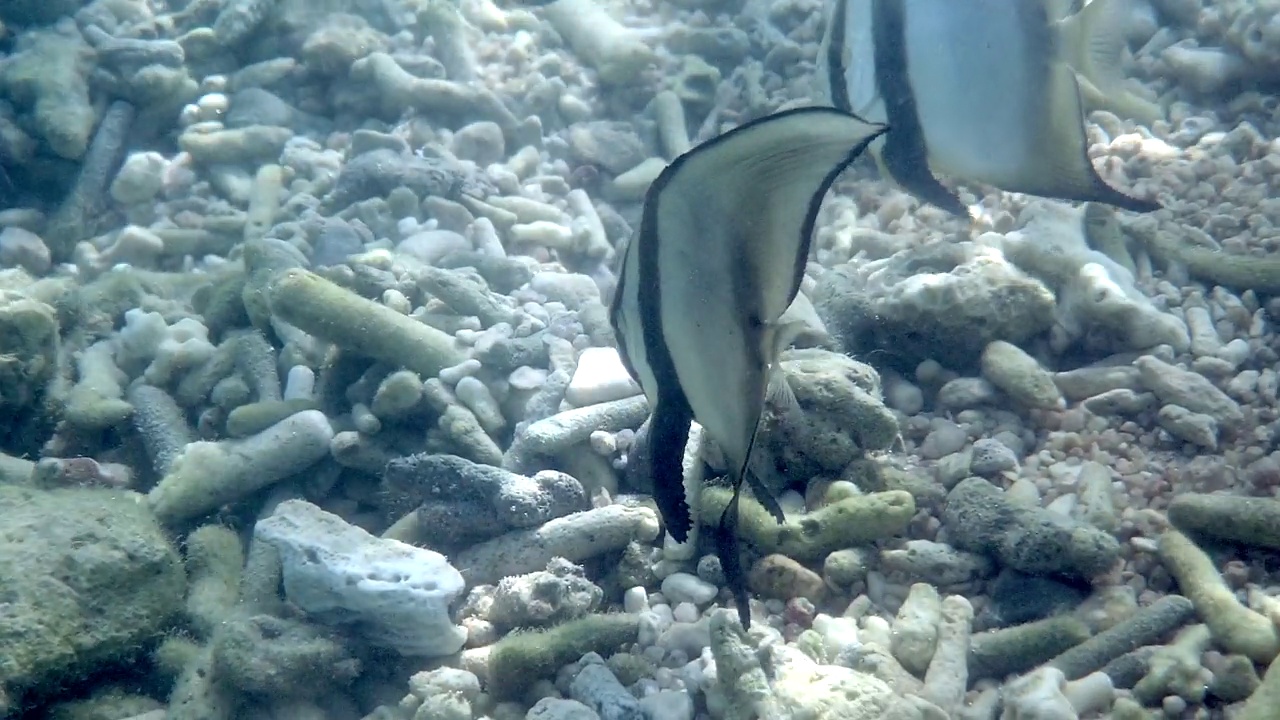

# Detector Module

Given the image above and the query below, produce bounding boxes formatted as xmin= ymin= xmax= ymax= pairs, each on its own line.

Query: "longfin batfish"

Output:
xmin=610 ymin=106 xmax=887 ymax=627
xmin=817 ymin=0 xmax=1162 ymax=215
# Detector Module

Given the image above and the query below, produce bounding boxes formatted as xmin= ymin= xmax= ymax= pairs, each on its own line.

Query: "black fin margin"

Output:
xmin=880 ymin=132 xmax=968 ymax=217
xmin=1085 ymin=184 xmax=1162 ymax=214
xmin=650 ymin=393 xmax=695 ymax=543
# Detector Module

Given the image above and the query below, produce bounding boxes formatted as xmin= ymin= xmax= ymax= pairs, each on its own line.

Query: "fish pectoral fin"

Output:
xmin=1029 ymin=64 xmax=1162 ymax=213
xmin=765 ymin=368 xmax=799 ymax=418
xmin=763 ymin=318 xmax=807 ymax=415
xmin=870 ymin=141 xmax=894 ymax=184
xmin=768 ymin=318 xmax=813 ymax=359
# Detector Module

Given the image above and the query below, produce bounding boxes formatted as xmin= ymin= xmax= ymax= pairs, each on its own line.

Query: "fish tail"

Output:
xmin=1059 ymin=0 xmax=1165 ymax=124
xmin=716 ymin=486 xmax=752 ymax=629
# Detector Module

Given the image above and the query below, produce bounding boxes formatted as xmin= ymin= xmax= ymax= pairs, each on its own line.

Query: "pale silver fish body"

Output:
xmin=610 ymin=106 xmax=887 ymax=501
xmin=823 ymin=0 xmax=1046 ymax=187
xmin=816 ymin=0 xmax=1161 ymax=213
xmin=610 ymin=107 xmax=886 ymax=627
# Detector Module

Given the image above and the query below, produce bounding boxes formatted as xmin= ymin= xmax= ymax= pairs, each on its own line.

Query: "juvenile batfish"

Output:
xmin=610 ymin=107 xmax=887 ymax=627
xmin=817 ymin=0 xmax=1162 ymax=215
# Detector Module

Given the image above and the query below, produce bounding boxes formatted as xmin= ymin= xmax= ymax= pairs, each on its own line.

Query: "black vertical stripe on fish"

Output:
xmin=633 ymin=191 xmax=698 ymax=543
xmin=870 ymin=0 xmax=968 ymax=217
xmin=647 ymin=395 xmax=695 ymax=542
xmin=611 ymin=251 xmax=695 ymax=543
xmin=825 ymin=0 xmax=852 ymax=113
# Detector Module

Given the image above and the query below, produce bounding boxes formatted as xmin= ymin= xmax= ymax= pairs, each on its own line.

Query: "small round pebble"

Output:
xmin=696 ymin=555 xmax=725 ymax=586
xmin=451 ymin=121 xmax=506 ymax=165
xmin=919 ymin=419 xmax=968 ymax=459
xmin=623 ymin=586 xmax=649 ymax=614
xmin=672 ymin=602 xmax=699 ymax=624
xmin=969 ymin=437 xmax=1019 ymax=476
xmin=661 ymin=572 xmax=718 ymax=606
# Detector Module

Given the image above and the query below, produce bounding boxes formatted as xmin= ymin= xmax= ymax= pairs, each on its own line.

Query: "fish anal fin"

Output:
xmin=1031 ymin=64 xmax=1162 ymax=213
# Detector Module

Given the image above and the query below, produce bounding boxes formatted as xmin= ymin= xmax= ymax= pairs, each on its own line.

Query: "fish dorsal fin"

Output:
xmin=1056 ymin=0 xmax=1165 ymax=124
xmin=1024 ymin=62 xmax=1161 ymax=213
xmin=652 ymin=107 xmax=887 ymax=323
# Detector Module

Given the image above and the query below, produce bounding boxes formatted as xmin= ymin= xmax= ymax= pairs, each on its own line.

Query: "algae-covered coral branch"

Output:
xmin=267 ymin=268 xmax=466 ymax=378
xmin=698 ymin=486 xmax=915 ymax=563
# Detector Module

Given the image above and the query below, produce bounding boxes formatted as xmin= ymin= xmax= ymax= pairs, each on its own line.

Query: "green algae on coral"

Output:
xmin=268 ymin=268 xmax=466 ymax=378
xmin=485 ymin=613 xmax=640 ymax=701
xmin=699 ymin=487 xmax=915 ymax=563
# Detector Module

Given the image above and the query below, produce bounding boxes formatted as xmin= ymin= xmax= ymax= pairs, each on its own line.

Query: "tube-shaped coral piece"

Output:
xmin=1158 ymin=529 xmax=1280 ymax=663
xmin=651 ymin=90 xmax=691 ymax=159
xmin=184 ymin=525 xmax=245 ymax=637
xmin=1049 ymin=594 xmax=1194 ymax=679
xmin=148 ymin=410 xmax=334 ymax=525
xmin=128 ymin=383 xmax=194 ymax=476
xmin=919 ymin=595 xmax=973 ymax=714
xmin=418 ymin=0 xmax=478 ymax=81
xmin=63 ymin=339 xmax=133 ymax=429
xmin=45 ymin=101 xmax=135 ymax=260
xmin=542 ymin=0 xmax=655 ymax=84
xmin=234 ymin=329 xmax=282 ymax=403
xmin=243 ymin=164 xmax=283 ymax=243
xmin=268 ymin=269 xmax=466 ymax=379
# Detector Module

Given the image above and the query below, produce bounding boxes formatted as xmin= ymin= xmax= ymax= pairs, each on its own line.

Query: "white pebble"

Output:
xmin=110 ymin=151 xmax=170 ymax=205
xmin=624 ymin=586 xmax=649 ymax=614
xmin=661 ymin=572 xmax=719 ymax=606
xmin=589 ymin=429 xmax=617 ymax=455
xmin=672 ymin=602 xmax=700 ymax=624
xmin=382 ymin=288 xmax=412 ymax=315
xmin=439 ymin=358 xmax=483 ymax=385
xmin=197 ymin=92 xmax=230 ymax=119
xmin=566 ymin=347 xmax=641 ymax=406
xmin=508 ymin=365 xmax=549 ymax=390
xmin=640 ymin=690 xmax=693 ymax=720
xmin=352 ymin=402 xmax=381 ymax=434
